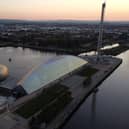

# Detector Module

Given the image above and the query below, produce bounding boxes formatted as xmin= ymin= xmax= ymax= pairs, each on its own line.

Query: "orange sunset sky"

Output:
xmin=0 ymin=0 xmax=129 ymax=21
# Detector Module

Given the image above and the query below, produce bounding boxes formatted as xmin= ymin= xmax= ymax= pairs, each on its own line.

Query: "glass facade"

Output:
xmin=18 ymin=56 xmax=88 ymax=94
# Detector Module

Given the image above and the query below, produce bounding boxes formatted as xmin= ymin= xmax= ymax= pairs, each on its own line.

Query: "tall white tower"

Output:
xmin=97 ymin=0 xmax=106 ymax=60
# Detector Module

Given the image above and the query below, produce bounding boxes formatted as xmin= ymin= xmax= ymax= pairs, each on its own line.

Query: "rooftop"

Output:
xmin=18 ymin=55 xmax=88 ymax=94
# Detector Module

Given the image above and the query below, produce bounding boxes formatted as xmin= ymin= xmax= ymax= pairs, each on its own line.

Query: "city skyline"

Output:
xmin=0 ymin=0 xmax=129 ymax=21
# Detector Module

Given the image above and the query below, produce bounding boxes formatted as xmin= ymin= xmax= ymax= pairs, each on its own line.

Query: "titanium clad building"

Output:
xmin=12 ymin=55 xmax=88 ymax=98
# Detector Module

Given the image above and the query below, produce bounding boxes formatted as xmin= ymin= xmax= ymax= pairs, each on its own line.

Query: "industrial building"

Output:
xmin=12 ymin=55 xmax=88 ymax=98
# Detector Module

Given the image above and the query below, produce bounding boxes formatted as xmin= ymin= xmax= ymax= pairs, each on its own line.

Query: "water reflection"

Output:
xmin=91 ymin=91 xmax=97 ymax=122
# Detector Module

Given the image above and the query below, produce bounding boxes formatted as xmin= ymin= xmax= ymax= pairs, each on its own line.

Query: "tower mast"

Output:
xmin=97 ymin=0 xmax=106 ymax=60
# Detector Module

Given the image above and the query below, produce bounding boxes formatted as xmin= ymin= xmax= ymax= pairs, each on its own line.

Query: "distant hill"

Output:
xmin=0 ymin=19 xmax=28 ymax=24
xmin=0 ymin=19 xmax=128 ymax=25
xmin=0 ymin=19 xmax=99 ymax=24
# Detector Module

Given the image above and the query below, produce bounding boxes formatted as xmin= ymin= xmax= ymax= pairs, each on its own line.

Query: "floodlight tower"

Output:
xmin=97 ymin=0 xmax=106 ymax=61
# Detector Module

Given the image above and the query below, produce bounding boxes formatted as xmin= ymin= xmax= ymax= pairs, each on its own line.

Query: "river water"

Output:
xmin=63 ymin=50 xmax=129 ymax=129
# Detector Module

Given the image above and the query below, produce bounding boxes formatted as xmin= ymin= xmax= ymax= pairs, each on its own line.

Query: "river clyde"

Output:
xmin=0 ymin=47 xmax=129 ymax=129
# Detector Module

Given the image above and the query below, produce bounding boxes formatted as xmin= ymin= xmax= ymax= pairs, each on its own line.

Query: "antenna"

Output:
xmin=97 ymin=0 xmax=106 ymax=61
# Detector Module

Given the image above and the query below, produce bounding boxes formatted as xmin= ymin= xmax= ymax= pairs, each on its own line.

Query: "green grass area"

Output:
xmin=15 ymin=84 xmax=72 ymax=121
xmin=36 ymin=92 xmax=72 ymax=124
xmin=78 ymin=66 xmax=98 ymax=78
xmin=77 ymin=66 xmax=98 ymax=86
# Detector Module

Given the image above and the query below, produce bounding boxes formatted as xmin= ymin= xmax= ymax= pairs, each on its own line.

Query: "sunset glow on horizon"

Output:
xmin=0 ymin=0 xmax=129 ymax=21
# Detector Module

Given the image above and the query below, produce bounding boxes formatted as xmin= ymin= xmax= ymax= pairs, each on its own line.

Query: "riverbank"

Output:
xmin=0 ymin=44 xmax=128 ymax=56
xmin=0 ymin=44 xmax=87 ymax=55
xmin=102 ymin=45 xmax=129 ymax=56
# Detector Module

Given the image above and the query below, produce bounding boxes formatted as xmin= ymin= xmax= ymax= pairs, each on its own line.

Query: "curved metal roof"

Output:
xmin=18 ymin=55 xmax=88 ymax=94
